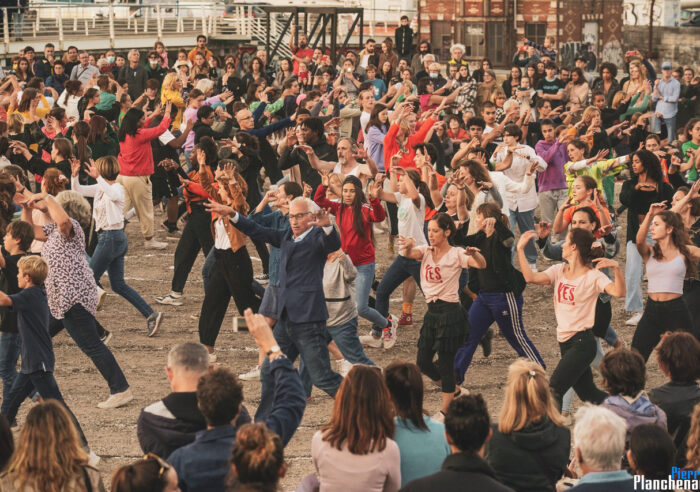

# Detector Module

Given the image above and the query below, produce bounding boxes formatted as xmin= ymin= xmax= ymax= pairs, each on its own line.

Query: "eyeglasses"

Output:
xmin=239 ymin=115 xmax=253 ymax=121
xmin=289 ymin=212 xmax=311 ymax=221
xmin=144 ymin=453 xmax=170 ymax=479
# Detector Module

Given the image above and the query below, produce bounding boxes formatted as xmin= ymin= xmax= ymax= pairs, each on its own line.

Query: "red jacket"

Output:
xmin=314 ymin=185 xmax=385 ymax=266
xmin=118 ymin=116 xmax=171 ymax=176
xmin=382 ymin=117 xmax=437 ymax=172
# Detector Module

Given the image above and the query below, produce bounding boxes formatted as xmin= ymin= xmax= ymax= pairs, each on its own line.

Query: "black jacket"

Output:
xmin=487 ymin=419 xmax=570 ymax=492
xmin=648 ymin=381 xmax=700 ymax=466
xmin=394 ymin=25 xmax=413 ymax=57
xmin=400 ymin=452 xmax=515 ymax=492
xmin=193 ymin=119 xmax=234 ymax=149
xmin=278 ymin=135 xmax=337 ymax=191
xmin=137 ymin=391 xmax=251 ymax=459
xmin=118 ymin=64 xmax=148 ymax=101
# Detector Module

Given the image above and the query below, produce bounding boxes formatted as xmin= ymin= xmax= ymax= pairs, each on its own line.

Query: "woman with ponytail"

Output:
xmin=488 ymin=359 xmax=570 ymax=492
xmin=632 ymin=205 xmax=700 ymax=361
xmin=518 ymin=227 xmax=625 ymax=410
xmin=397 ymin=213 xmax=486 ymax=422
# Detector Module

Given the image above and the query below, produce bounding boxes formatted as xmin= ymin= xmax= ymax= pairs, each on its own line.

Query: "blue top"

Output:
xmin=169 ymin=355 xmax=306 ymax=491
xmin=653 ymin=77 xmax=681 ymax=119
xmin=370 ymin=78 xmax=387 ymax=100
xmin=10 ymin=286 xmax=54 ymax=374
xmin=393 ymin=416 xmax=451 ymax=486
xmin=248 ymin=209 xmax=289 ymax=286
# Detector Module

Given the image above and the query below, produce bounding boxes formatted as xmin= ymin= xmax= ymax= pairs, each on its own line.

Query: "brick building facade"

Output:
xmin=417 ymin=0 xmax=625 ymax=69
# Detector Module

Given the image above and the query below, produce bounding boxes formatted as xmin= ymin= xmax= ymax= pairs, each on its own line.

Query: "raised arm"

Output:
xmin=636 ymin=202 xmax=666 ymax=261
xmin=516 ymin=231 xmax=552 ymax=284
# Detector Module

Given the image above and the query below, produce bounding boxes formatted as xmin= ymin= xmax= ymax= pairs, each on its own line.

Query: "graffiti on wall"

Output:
xmin=601 ymin=39 xmax=624 ymax=68
xmin=560 ymin=42 xmax=597 ymax=71
xmin=623 ymin=0 xmax=661 ymax=26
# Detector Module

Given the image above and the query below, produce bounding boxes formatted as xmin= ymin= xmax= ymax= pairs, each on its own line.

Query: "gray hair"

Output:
xmin=167 ymin=342 xmax=210 ymax=373
xmin=195 ymin=78 xmax=215 ymax=95
xmin=450 ymin=44 xmax=465 ymax=55
xmin=289 ymin=196 xmax=318 ymax=213
xmin=573 ymin=404 xmax=627 ymax=471
xmin=503 ymin=99 xmax=520 ymax=113
xmin=55 ymin=190 xmax=91 ymax=231
xmin=424 ymin=54 xmax=436 ymax=63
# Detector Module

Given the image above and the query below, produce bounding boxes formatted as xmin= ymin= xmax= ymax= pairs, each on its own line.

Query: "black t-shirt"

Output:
xmin=536 ymin=77 xmax=566 ymax=108
xmin=10 ymin=286 xmax=54 ymax=374
xmin=0 ymin=250 xmax=24 ymax=334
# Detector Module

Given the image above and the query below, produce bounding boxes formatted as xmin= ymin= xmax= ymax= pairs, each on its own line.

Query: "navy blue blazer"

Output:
xmin=233 ymin=214 xmax=341 ymax=324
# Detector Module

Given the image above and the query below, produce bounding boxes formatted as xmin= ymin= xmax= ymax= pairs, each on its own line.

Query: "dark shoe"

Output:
xmin=479 ymin=328 xmax=494 ymax=358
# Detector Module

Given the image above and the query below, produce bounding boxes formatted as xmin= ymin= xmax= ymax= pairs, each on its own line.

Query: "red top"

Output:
xmin=117 ymin=116 xmax=171 ymax=176
xmin=383 ymin=117 xmax=438 ymax=173
xmin=314 ymin=185 xmax=386 ymax=266
xmin=447 ymin=128 xmax=469 ymax=140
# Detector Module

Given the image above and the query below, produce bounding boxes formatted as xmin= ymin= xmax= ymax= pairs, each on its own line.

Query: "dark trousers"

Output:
xmin=171 ymin=205 xmax=214 ymax=293
xmin=198 ymin=248 xmax=261 ymax=347
xmin=49 ymin=304 xmax=129 ymax=395
xmin=632 ymin=297 xmax=695 ymax=362
xmin=550 ymin=329 xmax=607 ymax=409
xmin=386 ymin=201 xmax=398 ymax=236
xmin=1 ymin=370 xmax=87 ymax=446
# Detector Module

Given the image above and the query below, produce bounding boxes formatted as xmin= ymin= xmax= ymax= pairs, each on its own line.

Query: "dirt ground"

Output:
xmin=12 ymin=197 xmax=665 ymax=490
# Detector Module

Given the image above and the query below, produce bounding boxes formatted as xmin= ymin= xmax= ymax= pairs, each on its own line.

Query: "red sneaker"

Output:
xmin=399 ymin=312 xmax=413 ymax=326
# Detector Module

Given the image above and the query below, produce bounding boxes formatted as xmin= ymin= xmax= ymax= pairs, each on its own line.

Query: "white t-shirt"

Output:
xmin=395 ymin=192 xmax=426 ymax=256
xmin=360 ymin=111 xmax=371 ymax=148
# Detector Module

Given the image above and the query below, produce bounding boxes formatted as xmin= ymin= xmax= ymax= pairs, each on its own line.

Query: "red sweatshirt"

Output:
xmin=117 ymin=116 xmax=171 ymax=176
xmin=382 ymin=117 xmax=437 ymax=173
xmin=314 ymin=185 xmax=386 ymax=266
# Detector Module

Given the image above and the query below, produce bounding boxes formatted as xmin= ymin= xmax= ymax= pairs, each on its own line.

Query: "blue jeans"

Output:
xmin=374 ymin=255 xmax=422 ymax=334
xmin=50 ymin=304 xmax=129 ymax=395
xmin=652 ymin=114 xmax=677 ymax=143
xmin=509 ymin=208 xmax=537 ymax=265
xmin=625 ymin=234 xmax=652 ymax=312
xmin=0 ymin=332 xmax=19 ymax=404
xmin=90 ymin=229 xmax=153 ymax=318
xmin=355 ymin=262 xmax=387 ymax=328
xmin=254 ymin=314 xmax=342 ymax=421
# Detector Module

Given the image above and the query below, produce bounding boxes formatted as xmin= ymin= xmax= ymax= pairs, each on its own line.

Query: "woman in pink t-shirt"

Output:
xmin=517 ymin=228 xmax=625 ymax=410
xmin=398 ymin=213 xmax=485 ymax=421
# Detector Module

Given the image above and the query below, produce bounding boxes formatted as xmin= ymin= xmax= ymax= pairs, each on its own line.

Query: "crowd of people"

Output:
xmin=0 ymin=15 xmax=694 ymax=491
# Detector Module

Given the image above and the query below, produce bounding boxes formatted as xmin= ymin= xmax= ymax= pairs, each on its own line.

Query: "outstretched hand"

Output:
xmin=312 ymin=208 xmax=332 ymax=227
xmin=204 ymin=200 xmax=235 ymax=217
xmin=243 ymin=308 xmax=278 ymax=355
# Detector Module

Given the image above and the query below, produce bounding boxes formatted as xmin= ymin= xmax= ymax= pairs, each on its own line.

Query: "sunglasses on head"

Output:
xmin=143 ymin=453 xmax=170 ymax=479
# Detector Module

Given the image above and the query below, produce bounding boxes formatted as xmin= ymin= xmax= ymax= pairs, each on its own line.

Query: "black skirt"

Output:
xmin=418 ymin=300 xmax=469 ymax=354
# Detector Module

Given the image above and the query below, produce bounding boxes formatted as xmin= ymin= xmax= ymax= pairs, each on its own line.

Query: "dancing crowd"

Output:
xmin=0 ymin=16 xmax=696 ymax=491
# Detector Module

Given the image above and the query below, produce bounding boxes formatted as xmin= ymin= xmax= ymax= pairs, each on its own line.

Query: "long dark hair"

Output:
xmin=385 ymin=362 xmax=428 ymax=431
xmin=17 ymin=88 xmax=38 ymax=113
xmin=569 ymin=228 xmax=604 ymax=266
xmin=652 ymin=210 xmax=696 ymax=279
xmin=405 ymin=168 xmax=435 ymax=210
xmin=118 ymin=108 xmax=145 ymax=141
xmin=365 ymin=103 xmax=388 ymax=135
xmin=88 ymin=115 xmax=109 ymax=144
xmin=72 ymin=121 xmax=90 ymax=164
xmin=0 ymin=175 xmax=15 ymax=235
xmin=632 ymin=150 xmax=664 ymax=184
xmin=338 ymin=175 xmax=369 ymax=240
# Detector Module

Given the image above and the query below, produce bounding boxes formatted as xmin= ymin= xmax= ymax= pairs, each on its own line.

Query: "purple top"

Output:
xmin=183 ymin=96 xmax=222 ymax=151
xmin=41 ymin=219 xmax=98 ymax=319
xmin=535 ymin=138 xmax=568 ymax=192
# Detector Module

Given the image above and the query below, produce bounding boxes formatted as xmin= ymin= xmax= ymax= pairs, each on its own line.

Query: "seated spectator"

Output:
xmin=0 ymin=401 xmax=104 ymax=491
xmin=400 ymin=394 xmax=514 ymax=492
xmin=648 ymin=332 xmax=700 ymax=466
xmin=227 ymin=423 xmax=286 ymax=491
xmin=312 ymin=365 xmax=401 ymax=492
xmin=487 ymin=359 xmax=570 ymax=492
xmin=568 ymin=405 xmax=633 ymax=491
xmin=600 ymin=348 xmax=667 ymax=440
xmin=627 ymin=424 xmax=674 ymax=481
xmin=111 ymin=454 xmax=179 ymax=492
xmin=384 ymin=361 xmax=450 ymax=486
xmin=137 ymin=341 xmax=251 ymax=458
xmin=168 ymin=309 xmax=305 ymax=491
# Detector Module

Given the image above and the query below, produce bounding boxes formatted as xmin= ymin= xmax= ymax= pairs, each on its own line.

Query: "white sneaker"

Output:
xmin=155 ymin=293 xmax=183 ymax=306
xmin=239 ymin=365 xmax=261 ymax=381
xmin=626 ymin=312 xmax=643 ymax=326
xmin=431 ymin=410 xmax=446 ymax=423
xmin=337 ymin=359 xmax=353 ymax=377
xmin=97 ymin=389 xmax=133 ymax=409
xmin=88 ymin=450 xmax=101 ymax=468
xmin=96 ymin=287 xmax=106 ymax=311
xmin=529 ymin=262 xmax=538 ymax=273
xmin=144 ymin=238 xmax=167 ymax=250
xmin=359 ymin=332 xmax=382 ymax=348
xmin=208 ymin=352 xmax=217 ymax=364
xmin=383 ymin=315 xmax=398 ymax=349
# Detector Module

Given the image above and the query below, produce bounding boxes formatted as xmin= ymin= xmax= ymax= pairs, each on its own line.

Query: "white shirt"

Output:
xmin=467 ymin=171 xmax=536 ymax=234
xmin=71 ymin=176 xmax=125 ymax=231
xmin=57 ymin=92 xmax=80 ymax=124
xmin=395 ymin=192 xmax=427 ymax=255
xmin=214 ymin=218 xmax=232 ymax=250
xmin=490 ymin=145 xmax=547 ymax=212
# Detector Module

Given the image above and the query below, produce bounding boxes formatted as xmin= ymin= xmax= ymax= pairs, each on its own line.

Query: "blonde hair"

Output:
xmin=95 ymin=155 xmax=120 ymax=181
xmin=581 ymin=106 xmax=600 ymax=125
xmin=490 ymin=88 xmax=506 ymax=103
xmin=4 ymin=401 xmax=88 ymax=492
xmin=498 ymin=358 xmax=565 ymax=434
xmin=611 ymin=91 xmax=626 ymax=110
xmin=7 ymin=113 xmax=23 ymax=134
xmin=18 ymin=255 xmax=48 ymax=285
xmin=161 ymin=72 xmax=180 ymax=93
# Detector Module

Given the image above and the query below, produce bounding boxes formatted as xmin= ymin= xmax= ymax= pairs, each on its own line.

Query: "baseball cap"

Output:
xmin=661 ymin=61 xmax=672 ymax=70
xmin=575 ymin=55 xmax=586 ymax=62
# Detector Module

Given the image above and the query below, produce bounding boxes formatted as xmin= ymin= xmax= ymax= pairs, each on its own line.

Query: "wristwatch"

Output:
xmin=267 ymin=345 xmax=282 ymax=358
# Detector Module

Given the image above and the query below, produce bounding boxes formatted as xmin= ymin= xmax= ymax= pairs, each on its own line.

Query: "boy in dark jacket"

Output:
xmin=395 ymin=15 xmax=414 ymax=61
xmin=193 ymin=105 xmax=234 ymax=149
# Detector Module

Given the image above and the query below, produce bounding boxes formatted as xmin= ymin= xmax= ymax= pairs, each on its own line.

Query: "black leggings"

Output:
xmin=416 ymin=302 xmax=462 ymax=393
xmin=549 ymin=329 xmax=607 ymax=410
xmin=632 ymin=297 xmax=695 ymax=362
xmin=386 ymin=201 xmax=398 ymax=236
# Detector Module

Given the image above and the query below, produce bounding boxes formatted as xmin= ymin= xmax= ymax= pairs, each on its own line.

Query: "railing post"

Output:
xmin=2 ymin=9 xmax=8 ymax=45
xmin=108 ymin=3 xmax=114 ymax=48
xmin=144 ymin=7 xmax=149 ymax=33
xmin=84 ymin=19 xmax=88 ymax=36
xmin=57 ymin=7 xmax=64 ymax=50
xmin=156 ymin=4 xmax=162 ymax=39
xmin=73 ymin=16 xmax=77 ymax=32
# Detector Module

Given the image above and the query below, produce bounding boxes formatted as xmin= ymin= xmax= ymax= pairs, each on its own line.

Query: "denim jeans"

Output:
xmin=374 ymin=255 xmax=422 ymax=334
xmin=90 ymin=229 xmax=153 ymax=318
xmin=50 ymin=304 xmax=130 ymax=395
xmin=509 ymin=208 xmax=537 ymax=264
xmin=0 ymin=332 xmax=19 ymax=404
xmin=1 ymin=370 xmax=87 ymax=445
xmin=355 ymin=262 xmax=387 ymax=327
xmin=625 ymin=235 xmax=652 ymax=313
xmin=538 ymin=189 xmax=568 ymax=240
xmin=254 ymin=314 xmax=342 ymax=421
xmin=652 ymin=114 xmax=677 ymax=143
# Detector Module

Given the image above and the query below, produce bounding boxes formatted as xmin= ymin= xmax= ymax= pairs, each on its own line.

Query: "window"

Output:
xmin=458 ymin=23 xmax=485 ymax=58
xmin=525 ymin=22 xmax=546 ymax=46
xmin=430 ymin=21 xmax=453 ymax=62
xmin=487 ymin=22 xmax=507 ymax=66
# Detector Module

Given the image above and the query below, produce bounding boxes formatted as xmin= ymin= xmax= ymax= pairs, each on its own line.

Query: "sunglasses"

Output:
xmin=144 ymin=453 xmax=170 ymax=479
